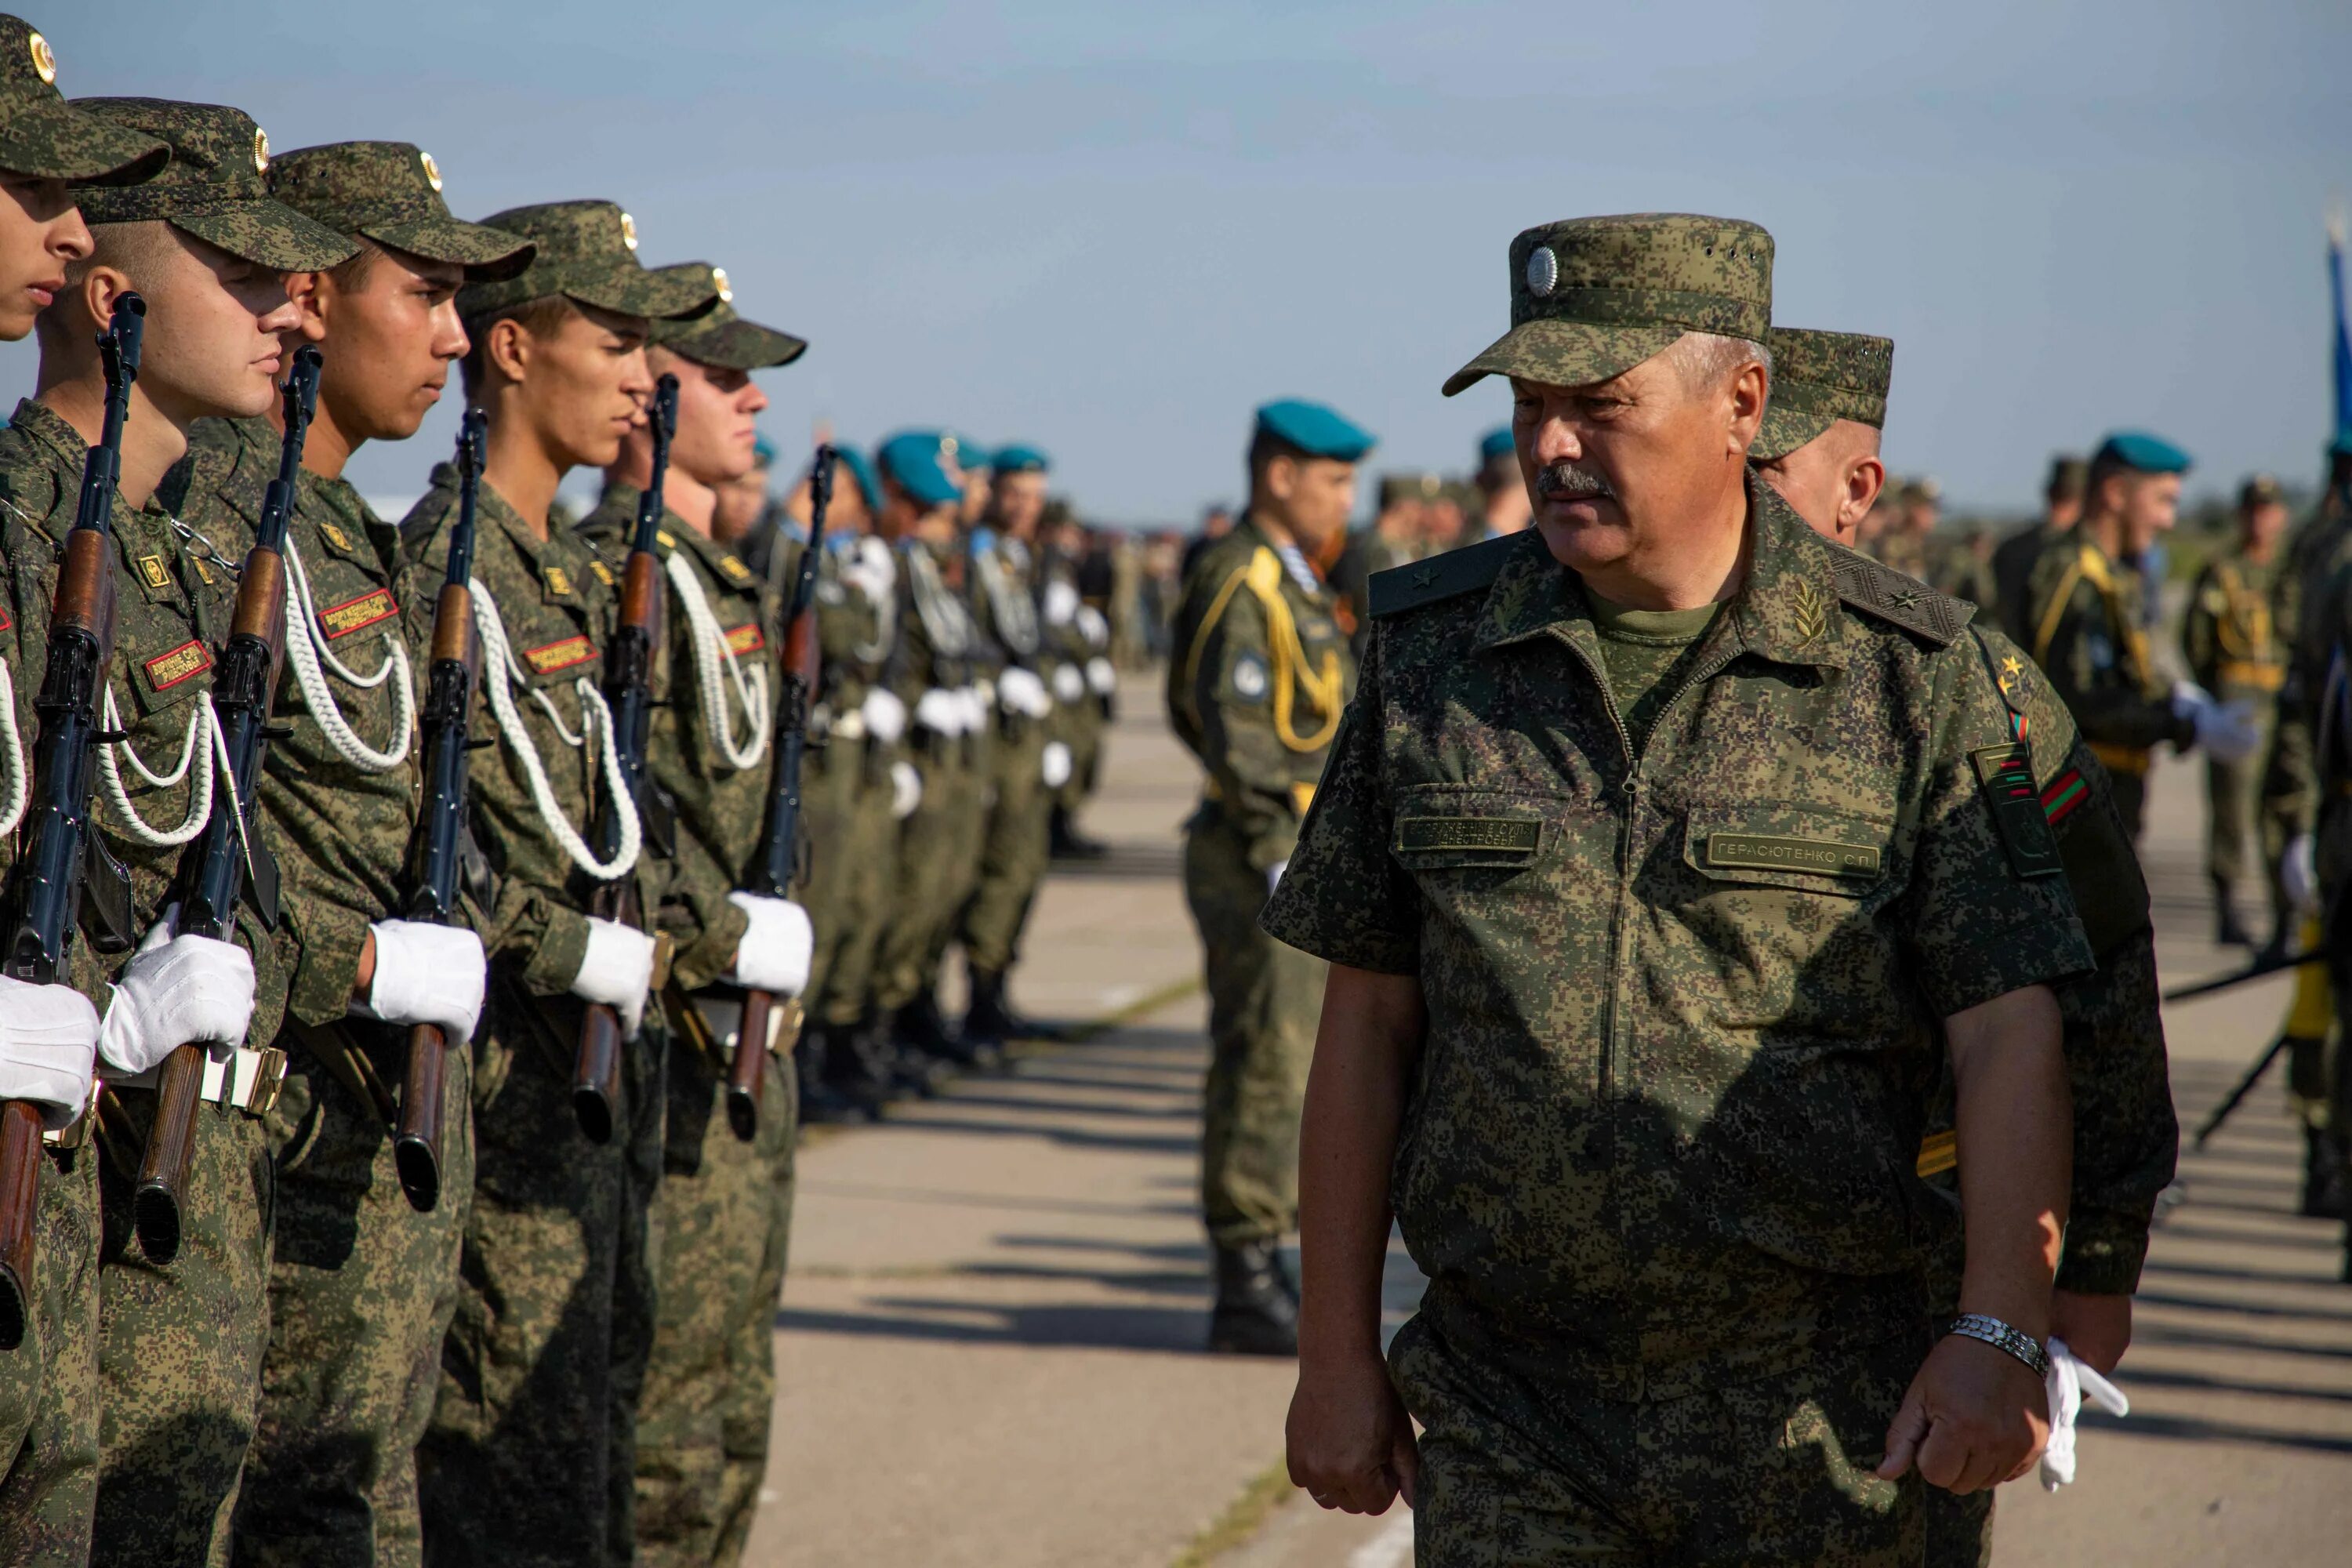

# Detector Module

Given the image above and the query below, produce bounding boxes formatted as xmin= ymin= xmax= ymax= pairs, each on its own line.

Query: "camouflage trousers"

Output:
xmin=799 ymin=728 xmax=865 ymax=1018
xmin=634 ymin=1004 xmax=797 ymax=1568
xmin=2204 ymin=746 xmax=2288 ymax=929
xmin=812 ymin=747 xmax=899 ymax=1032
xmin=958 ymin=716 xmax=1051 ymax=977
xmin=230 ymin=1028 xmax=474 ymax=1568
xmin=418 ymin=984 xmax=664 ymax=1568
xmin=918 ymin=731 xmax=993 ymax=991
xmin=1053 ymin=693 xmax=1104 ymax=819
xmin=1184 ymin=807 xmax=1324 ymax=1247
xmin=0 ymin=1148 xmax=102 ymax=1566
xmin=1389 ymin=1311 xmax=1926 ymax=1567
xmin=874 ymin=738 xmax=980 ymax=1014
xmin=91 ymin=1083 xmax=275 ymax=1567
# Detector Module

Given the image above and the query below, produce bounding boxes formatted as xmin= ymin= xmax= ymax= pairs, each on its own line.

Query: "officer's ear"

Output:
xmin=1840 ymin=453 xmax=1886 ymax=536
xmin=1261 ymin=449 xmax=1299 ymax=506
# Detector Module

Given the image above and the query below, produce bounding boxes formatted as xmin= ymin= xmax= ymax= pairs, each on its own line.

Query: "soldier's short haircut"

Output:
xmin=326 ymin=238 xmax=382 ymax=292
xmin=60 ymin=219 xmax=180 ymax=289
xmin=457 ymin=293 xmax=579 ymax=397
xmin=1666 ymin=331 xmax=1772 ymax=394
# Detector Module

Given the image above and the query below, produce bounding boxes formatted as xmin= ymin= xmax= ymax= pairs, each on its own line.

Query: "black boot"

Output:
xmin=2213 ymin=878 xmax=2253 ymax=949
xmin=2303 ymin=1127 xmax=2350 ymax=1220
xmin=1050 ymin=805 xmax=1109 ymax=861
xmin=904 ymin=989 xmax=1000 ymax=1074
xmin=963 ymin=969 xmax=1041 ymax=1064
xmin=795 ymin=1027 xmax=862 ymax=1126
xmin=826 ymin=1013 xmax=894 ymax=1120
xmin=1208 ymin=1240 xmax=1299 ymax=1356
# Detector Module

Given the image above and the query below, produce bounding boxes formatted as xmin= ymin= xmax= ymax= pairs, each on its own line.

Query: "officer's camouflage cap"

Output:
xmin=267 ymin=141 xmax=532 ymax=281
xmin=1751 ymin=328 xmax=1894 ymax=461
xmin=0 ymin=16 xmax=165 ymax=184
xmin=647 ymin=263 xmax=807 ymax=368
xmin=2240 ymin=472 xmax=2284 ymax=509
xmin=1443 ymin=212 xmax=1773 ymax=397
xmin=70 ymin=99 xmax=356 ymax=271
xmin=1376 ymin=471 xmax=1442 ymax=510
xmin=457 ymin=200 xmax=717 ymax=322
xmin=2045 ymin=454 xmax=2089 ymax=501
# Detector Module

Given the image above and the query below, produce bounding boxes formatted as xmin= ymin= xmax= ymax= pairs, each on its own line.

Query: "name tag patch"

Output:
xmin=524 ymin=634 xmax=597 ymax=674
xmin=318 ymin=586 xmax=399 ymax=640
xmin=1705 ymin=832 xmax=1881 ymax=878
xmin=1396 ymin=817 xmax=1542 ymax=855
xmin=144 ymin=637 xmax=212 ymax=692
xmin=1971 ymin=743 xmax=2063 ymax=878
xmin=724 ymin=622 xmax=764 ymax=656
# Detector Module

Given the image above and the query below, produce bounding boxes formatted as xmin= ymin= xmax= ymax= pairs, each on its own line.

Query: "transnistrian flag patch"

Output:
xmin=1395 ymin=817 xmax=1541 ymax=855
xmin=144 ymin=637 xmax=212 ymax=692
xmin=1971 ymin=743 xmax=2063 ymax=878
xmin=318 ymin=586 xmax=398 ymax=640
xmin=523 ymin=634 xmax=597 ymax=674
xmin=724 ymin=622 xmax=764 ymax=655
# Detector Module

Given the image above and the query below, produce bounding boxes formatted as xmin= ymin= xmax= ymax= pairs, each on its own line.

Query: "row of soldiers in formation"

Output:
xmin=0 ymin=25 xmax=1123 ymax=1567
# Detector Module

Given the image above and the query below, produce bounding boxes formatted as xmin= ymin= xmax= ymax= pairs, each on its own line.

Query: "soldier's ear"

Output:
xmin=483 ymin=314 xmax=533 ymax=387
xmin=287 ymin=272 xmax=330 ymax=345
xmin=1725 ymin=360 xmax=1768 ymax=458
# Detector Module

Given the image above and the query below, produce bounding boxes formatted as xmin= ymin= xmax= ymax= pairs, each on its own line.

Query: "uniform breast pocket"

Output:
xmin=1677 ymin=803 xmax=1904 ymax=1044
xmin=1387 ymin=786 xmax=1615 ymax=978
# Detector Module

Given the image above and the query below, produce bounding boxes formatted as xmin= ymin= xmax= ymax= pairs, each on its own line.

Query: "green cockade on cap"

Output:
xmin=1751 ymin=328 xmax=1894 ymax=462
xmin=456 ymin=199 xmax=717 ymax=323
xmin=1444 ymin=212 xmax=1773 ymax=397
xmin=0 ymin=15 xmax=167 ymax=183
xmin=70 ymin=97 xmax=358 ymax=271
xmin=267 ymin=140 xmax=534 ymax=281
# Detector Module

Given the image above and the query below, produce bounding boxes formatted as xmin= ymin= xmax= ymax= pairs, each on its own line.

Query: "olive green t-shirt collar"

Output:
xmin=1582 ymin=588 xmax=1722 ymax=643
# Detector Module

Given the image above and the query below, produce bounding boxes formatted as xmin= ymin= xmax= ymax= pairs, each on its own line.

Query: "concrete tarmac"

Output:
xmin=747 ymin=688 xmax=2352 ymax=1566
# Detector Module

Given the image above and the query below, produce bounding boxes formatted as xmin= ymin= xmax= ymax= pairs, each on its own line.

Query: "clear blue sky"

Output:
xmin=27 ymin=1 xmax=2352 ymax=522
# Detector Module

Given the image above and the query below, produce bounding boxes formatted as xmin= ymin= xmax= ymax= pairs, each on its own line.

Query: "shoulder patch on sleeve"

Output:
xmin=1368 ymin=534 xmax=1519 ymax=619
xmin=1828 ymin=547 xmax=1974 ymax=647
xmin=1971 ymin=742 xmax=2065 ymax=880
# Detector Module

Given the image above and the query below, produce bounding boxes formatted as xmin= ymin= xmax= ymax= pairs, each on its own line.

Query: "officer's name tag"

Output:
xmin=523 ymin=634 xmax=597 ymax=674
xmin=1396 ymin=817 xmax=1541 ymax=855
xmin=318 ymin=586 xmax=399 ymax=640
xmin=1705 ymin=833 xmax=1881 ymax=878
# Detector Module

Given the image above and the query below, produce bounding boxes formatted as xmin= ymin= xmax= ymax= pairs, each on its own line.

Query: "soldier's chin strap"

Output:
xmin=664 ymin=550 xmax=770 ymax=772
xmin=96 ymin=682 xmax=220 ymax=848
xmin=281 ymin=537 xmax=415 ymax=775
xmin=470 ymin=575 xmax=640 ymax=883
xmin=0 ymin=660 xmax=24 ymax=839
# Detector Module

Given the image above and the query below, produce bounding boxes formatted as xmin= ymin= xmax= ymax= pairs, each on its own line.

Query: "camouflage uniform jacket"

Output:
xmin=401 ymin=465 xmax=618 ymax=996
xmin=1260 ymin=485 xmax=2094 ymax=1396
xmin=0 ymin=399 xmax=290 ymax=1036
xmin=2264 ymin=506 xmax=2352 ymax=833
xmin=164 ymin=416 xmax=426 ymax=1025
xmin=812 ymin=538 xmax=887 ymax=729
xmin=2181 ymin=547 xmax=2284 ymax=703
xmin=1165 ymin=515 xmax=1356 ymax=871
xmin=888 ymin=535 xmax=978 ymax=719
xmin=2024 ymin=533 xmax=2194 ymax=764
xmin=578 ymin=486 xmax=778 ymax=993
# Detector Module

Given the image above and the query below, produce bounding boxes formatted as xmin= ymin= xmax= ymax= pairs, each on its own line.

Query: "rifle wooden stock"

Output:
xmin=132 ymin=1041 xmax=207 ymax=1260
xmin=573 ymin=997 xmax=625 ymax=1146
xmin=395 ymin=1021 xmax=447 ymax=1210
xmin=0 ymin=1102 xmax=43 ymax=1348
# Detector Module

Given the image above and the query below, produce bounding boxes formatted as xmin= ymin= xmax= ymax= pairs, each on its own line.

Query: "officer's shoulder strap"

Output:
xmin=1825 ymin=545 xmax=1974 ymax=647
xmin=1368 ymin=534 xmax=1518 ymax=619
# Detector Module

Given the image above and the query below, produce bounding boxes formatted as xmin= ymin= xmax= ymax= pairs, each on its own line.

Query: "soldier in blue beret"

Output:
xmin=1164 ymin=398 xmax=1371 ymax=1354
xmin=1472 ymin=424 xmax=1532 ymax=540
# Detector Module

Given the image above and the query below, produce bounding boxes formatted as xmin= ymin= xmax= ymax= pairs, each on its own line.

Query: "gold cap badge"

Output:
xmin=712 ymin=266 xmax=732 ymax=303
xmin=419 ymin=151 xmax=442 ymax=192
xmin=619 ymin=211 xmax=637 ymax=252
xmin=27 ymin=31 xmax=54 ymax=85
xmin=252 ymin=126 xmax=270 ymax=174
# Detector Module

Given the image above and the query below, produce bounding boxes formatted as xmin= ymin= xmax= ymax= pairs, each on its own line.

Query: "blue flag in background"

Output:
xmin=2332 ymin=210 xmax=2352 ymax=453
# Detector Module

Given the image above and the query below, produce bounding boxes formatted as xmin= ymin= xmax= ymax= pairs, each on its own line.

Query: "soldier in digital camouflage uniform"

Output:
xmin=1274 ymin=215 xmax=2089 ymax=1566
xmin=1167 ymin=397 xmax=1369 ymax=1356
xmin=577 ymin=270 xmax=814 ymax=1566
xmin=0 ymin=24 xmax=169 ymax=1563
xmin=1757 ymin=328 xmax=2176 ymax=1568
xmin=405 ymin=199 xmax=714 ymax=1568
xmin=144 ymin=138 xmax=529 ymax=1568
xmin=37 ymin=96 xmax=361 ymax=1566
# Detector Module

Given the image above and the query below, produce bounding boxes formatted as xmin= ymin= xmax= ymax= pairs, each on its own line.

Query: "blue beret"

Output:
xmin=752 ymin=433 xmax=777 ymax=467
xmin=2094 ymin=431 xmax=2192 ymax=474
xmin=1478 ymin=427 xmax=1515 ymax=464
xmin=941 ymin=433 xmax=989 ymax=473
xmin=991 ymin=442 xmax=1050 ymax=474
xmin=876 ymin=432 xmax=963 ymax=509
xmin=1254 ymin=399 xmax=1376 ymax=463
xmin=826 ymin=445 xmax=880 ymax=513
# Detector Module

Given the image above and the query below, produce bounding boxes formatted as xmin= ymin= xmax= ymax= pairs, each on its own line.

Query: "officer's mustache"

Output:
xmin=1534 ymin=463 xmax=1615 ymax=501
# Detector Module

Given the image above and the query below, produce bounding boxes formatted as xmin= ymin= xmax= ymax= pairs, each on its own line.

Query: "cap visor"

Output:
xmin=1750 ymin=403 xmax=1835 ymax=463
xmin=568 ymin=263 xmax=717 ymax=322
xmin=172 ymin=201 xmax=360 ymax=272
xmin=1441 ymin=318 xmax=1682 ymax=398
xmin=2 ymin=100 xmax=168 ymax=185
xmin=664 ymin=317 xmax=808 ymax=372
xmin=365 ymin=214 xmax=537 ymax=282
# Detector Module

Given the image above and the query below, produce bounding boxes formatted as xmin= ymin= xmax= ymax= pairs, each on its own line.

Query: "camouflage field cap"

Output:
xmin=70 ymin=100 xmax=356 ymax=270
xmin=457 ymin=200 xmax=716 ymax=322
xmin=267 ymin=141 xmax=533 ymax=281
xmin=1751 ymin=328 xmax=1894 ymax=460
xmin=1443 ymin=212 xmax=1773 ymax=397
xmin=647 ymin=263 xmax=807 ymax=369
xmin=2045 ymin=454 xmax=2089 ymax=502
xmin=0 ymin=16 xmax=166 ymax=184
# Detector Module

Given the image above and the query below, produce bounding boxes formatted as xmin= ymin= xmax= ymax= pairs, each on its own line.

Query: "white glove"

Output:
xmin=914 ymin=688 xmax=964 ymax=737
xmin=1268 ymin=859 xmax=1287 ymax=897
xmin=1051 ymin=663 xmax=1086 ymax=703
xmin=1086 ymin=655 xmax=1116 ymax=696
xmin=2284 ymin=833 xmax=2318 ymax=913
xmin=1041 ymin=740 xmax=1073 ymax=788
xmin=0 ymin=976 xmax=100 ymax=1130
xmin=724 ymin=893 xmax=814 ymax=997
xmin=1042 ymin=579 xmax=1079 ymax=627
xmin=959 ymin=685 xmax=990 ymax=734
xmin=360 ymin=920 xmax=486 ymax=1043
xmin=98 ymin=913 xmax=258 ymax=1073
xmin=2038 ymin=1337 xmax=2129 ymax=1492
xmin=2169 ymin=680 xmax=2261 ymax=764
xmin=890 ymin=760 xmax=924 ymax=819
xmin=998 ymin=667 xmax=1052 ymax=720
xmin=842 ymin=535 xmax=896 ymax=603
xmin=860 ymin=687 xmax=908 ymax=746
xmin=573 ymin=917 xmax=655 ymax=1037
xmin=1075 ymin=605 xmax=1109 ymax=648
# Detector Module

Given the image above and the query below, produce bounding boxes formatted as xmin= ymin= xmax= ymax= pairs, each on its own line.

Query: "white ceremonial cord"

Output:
xmin=96 ymin=684 xmax=219 ymax=847
xmin=0 ymin=660 xmax=25 ymax=838
xmin=281 ymin=539 xmax=415 ymax=774
xmin=470 ymin=576 xmax=640 ymax=881
xmin=663 ymin=550 xmax=771 ymax=771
